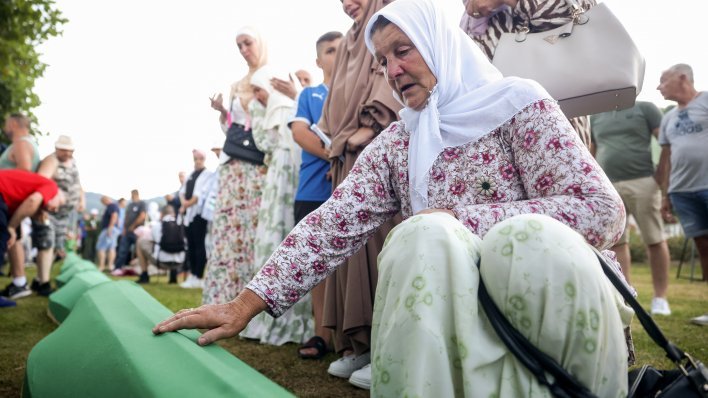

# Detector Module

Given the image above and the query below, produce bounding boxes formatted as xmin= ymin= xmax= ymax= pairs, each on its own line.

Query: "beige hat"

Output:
xmin=54 ymin=135 xmax=75 ymax=151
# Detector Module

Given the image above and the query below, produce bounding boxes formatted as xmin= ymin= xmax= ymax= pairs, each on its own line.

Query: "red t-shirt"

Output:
xmin=0 ymin=169 xmax=59 ymax=214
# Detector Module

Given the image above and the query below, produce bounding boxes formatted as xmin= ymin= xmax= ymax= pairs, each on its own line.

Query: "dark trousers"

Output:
xmin=114 ymin=231 xmax=137 ymax=268
xmin=294 ymin=200 xmax=325 ymax=224
xmin=186 ymin=215 xmax=208 ymax=279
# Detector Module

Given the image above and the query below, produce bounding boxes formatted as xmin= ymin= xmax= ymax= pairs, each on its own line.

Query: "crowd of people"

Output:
xmin=2 ymin=0 xmax=707 ymax=395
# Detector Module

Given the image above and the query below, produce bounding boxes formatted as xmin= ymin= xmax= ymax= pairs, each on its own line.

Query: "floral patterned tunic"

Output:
xmin=246 ymin=99 xmax=625 ymax=317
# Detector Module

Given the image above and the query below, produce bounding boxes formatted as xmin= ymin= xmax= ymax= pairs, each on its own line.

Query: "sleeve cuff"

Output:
xmin=287 ymin=116 xmax=312 ymax=128
xmin=244 ymin=282 xmax=282 ymax=317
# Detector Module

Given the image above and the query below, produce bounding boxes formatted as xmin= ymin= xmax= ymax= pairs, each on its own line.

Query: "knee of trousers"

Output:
xmin=379 ymin=212 xmax=482 ymax=273
xmin=479 ymin=213 xmax=597 ymax=288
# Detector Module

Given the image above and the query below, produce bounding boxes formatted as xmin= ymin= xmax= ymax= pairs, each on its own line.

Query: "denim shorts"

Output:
xmin=96 ymin=227 xmax=120 ymax=251
xmin=670 ymin=189 xmax=708 ymax=238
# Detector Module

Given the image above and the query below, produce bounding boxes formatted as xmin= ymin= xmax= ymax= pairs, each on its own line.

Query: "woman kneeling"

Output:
xmin=154 ymin=0 xmax=631 ymax=395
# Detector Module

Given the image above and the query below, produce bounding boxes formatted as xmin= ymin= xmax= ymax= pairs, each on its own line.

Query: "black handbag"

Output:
xmin=222 ymin=123 xmax=265 ymax=166
xmin=477 ymin=247 xmax=708 ymax=398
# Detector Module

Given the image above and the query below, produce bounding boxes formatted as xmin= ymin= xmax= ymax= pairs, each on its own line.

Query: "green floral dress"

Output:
xmin=239 ymin=100 xmax=314 ymax=345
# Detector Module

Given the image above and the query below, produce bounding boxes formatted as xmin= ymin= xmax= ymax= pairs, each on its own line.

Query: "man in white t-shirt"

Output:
xmin=657 ymin=63 xmax=708 ymax=288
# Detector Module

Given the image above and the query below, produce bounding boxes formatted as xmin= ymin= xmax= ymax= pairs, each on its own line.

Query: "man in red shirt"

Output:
xmin=0 ymin=169 xmax=64 ymax=307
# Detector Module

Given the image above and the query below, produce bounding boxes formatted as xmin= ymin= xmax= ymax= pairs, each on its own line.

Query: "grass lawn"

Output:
xmin=1 ymin=261 xmax=706 ymax=397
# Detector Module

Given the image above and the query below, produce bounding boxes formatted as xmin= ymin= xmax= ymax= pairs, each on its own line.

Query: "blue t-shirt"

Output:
xmin=291 ymin=84 xmax=331 ymax=202
xmin=101 ymin=203 xmax=119 ymax=230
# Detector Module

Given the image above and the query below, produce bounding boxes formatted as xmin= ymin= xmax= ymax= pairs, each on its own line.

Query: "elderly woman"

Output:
xmin=154 ymin=0 xmax=632 ymax=396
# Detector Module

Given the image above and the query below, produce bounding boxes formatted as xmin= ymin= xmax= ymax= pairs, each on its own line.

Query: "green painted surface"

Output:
xmin=55 ymin=261 xmax=97 ymax=288
xmin=48 ymin=271 xmax=111 ymax=323
xmin=25 ymin=281 xmax=294 ymax=398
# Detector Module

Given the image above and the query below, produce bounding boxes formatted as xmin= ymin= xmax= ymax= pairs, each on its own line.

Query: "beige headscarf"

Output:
xmin=229 ymin=27 xmax=268 ymax=109
xmin=318 ymin=0 xmax=401 ymax=159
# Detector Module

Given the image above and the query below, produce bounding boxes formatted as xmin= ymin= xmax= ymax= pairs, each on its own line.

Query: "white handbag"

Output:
xmin=491 ymin=1 xmax=645 ymax=119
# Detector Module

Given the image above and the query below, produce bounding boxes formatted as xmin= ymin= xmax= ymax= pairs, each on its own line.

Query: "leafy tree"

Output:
xmin=0 ymin=0 xmax=67 ymax=141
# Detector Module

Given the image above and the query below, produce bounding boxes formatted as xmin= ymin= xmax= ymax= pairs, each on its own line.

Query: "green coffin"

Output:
xmin=48 ymin=271 xmax=111 ymax=323
xmin=59 ymin=252 xmax=83 ymax=272
xmin=55 ymin=261 xmax=98 ymax=288
xmin=24 ymin=281 xmax=294 ymax=398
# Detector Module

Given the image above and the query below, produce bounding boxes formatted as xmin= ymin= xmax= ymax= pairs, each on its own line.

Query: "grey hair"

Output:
xmin=669 ymin=63 xmax=694 ymax=83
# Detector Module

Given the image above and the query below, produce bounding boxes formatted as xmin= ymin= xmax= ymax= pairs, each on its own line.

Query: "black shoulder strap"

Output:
xmin=477 ymin=261 xmax=597 ymax=398
xmin=589 ymin=247 xmax=685 ymax=363
xmin=478 ymin=247 xmax=689 ymax=398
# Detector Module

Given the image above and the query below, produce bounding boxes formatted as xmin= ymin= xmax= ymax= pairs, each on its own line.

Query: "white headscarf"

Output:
xmin=364 ymin=0 xmax=551 ymax=214
xmin=249 ymin=66 xmax=296 ymax=130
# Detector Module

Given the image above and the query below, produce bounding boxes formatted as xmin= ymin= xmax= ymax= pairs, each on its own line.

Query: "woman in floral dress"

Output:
xmin=202 ymin=27 xmax=267 ymax=305
xmin=156 ymin=1 xmax=632 ymax=396
xmin=239 ymin=66 xmax=314 ymax=345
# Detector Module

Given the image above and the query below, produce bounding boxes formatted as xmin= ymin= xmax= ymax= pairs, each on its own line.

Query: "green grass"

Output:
xmin=1 ymin=262 xmax=706 ymax=397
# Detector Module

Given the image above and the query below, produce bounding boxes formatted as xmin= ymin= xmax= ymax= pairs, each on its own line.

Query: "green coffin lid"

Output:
xmin=55 ymin=261 xmax=98 ymax=288
xmin=58 ymin=253 xmax=83 ymax=273
xmin=48 ymin=271 xmax=111 ymax=323
xmin=24 ymin=281 xmax=294 ymax=398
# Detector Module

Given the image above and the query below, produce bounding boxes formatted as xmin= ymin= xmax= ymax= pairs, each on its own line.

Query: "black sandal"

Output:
xmin=297 ymin=336 xmax=327 ymax=360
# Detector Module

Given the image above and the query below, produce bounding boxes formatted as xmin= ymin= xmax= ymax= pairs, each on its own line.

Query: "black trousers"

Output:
xmin=185 ymin=215 xmax=208 ymax=278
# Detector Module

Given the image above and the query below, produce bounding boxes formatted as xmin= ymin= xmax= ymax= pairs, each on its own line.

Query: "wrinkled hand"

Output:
xmin=661 ymin=196 xmax=676 ymax=223
xmin=416 ymin=208 xmax=456 ymax=217
xmin=209 ymin=93 xmax=226 ymax=112
xmin=153 ymin=290 xmax=266 ymax=346
xmin=346 ymin=128 xmax=375 ymax=152
xmin=271 ymin=76 xmax=297 ymax=100
xmin=7 ymin=227 xmax=17 ymax=249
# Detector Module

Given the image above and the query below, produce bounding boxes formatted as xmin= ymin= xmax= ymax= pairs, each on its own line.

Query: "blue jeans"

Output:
xmin=670 ymin=189 xmax=708 ymax=238
xmin=114 ymin=231 xmax=137 ymax=268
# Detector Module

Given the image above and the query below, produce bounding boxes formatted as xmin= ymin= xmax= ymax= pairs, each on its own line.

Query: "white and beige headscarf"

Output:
xmin=364 ymin=0 xmax=551 ymax=214
xmin=249 ymin=66 xmax=296 ymax=130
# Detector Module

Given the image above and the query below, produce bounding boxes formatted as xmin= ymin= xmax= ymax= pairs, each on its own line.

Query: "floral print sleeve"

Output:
xmin=452 ymin=100 xmax=625 ymax=249
xmin=246 ymin=127 xmax=402 ymax=316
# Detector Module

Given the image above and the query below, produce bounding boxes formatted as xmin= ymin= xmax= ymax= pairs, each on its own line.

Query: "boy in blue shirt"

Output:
xmin=288 ymin=30 xmax=343 ymax=359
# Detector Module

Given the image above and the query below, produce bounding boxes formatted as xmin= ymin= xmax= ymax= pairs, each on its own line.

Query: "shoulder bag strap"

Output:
xmin=589 ymin=247 xmax=686 ymax=363
xmin=477 ymin=259 xmax=597 ymax=398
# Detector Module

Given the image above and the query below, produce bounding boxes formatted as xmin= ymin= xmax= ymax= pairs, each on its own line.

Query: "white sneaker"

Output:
xmin=650 ymin=297 xmax=671 ymax=316
xmin=691 ymin=314 xmax=708 ymax=326
xmin=179 ymin=275 xmax=194 ymax=288
xmin=181 ymin=275 xmax=204 ymax=289
xmin=348 ymin=363 xmax=371 ymax=390
xmin=327 ymin=352 xmax=370 ymax=379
